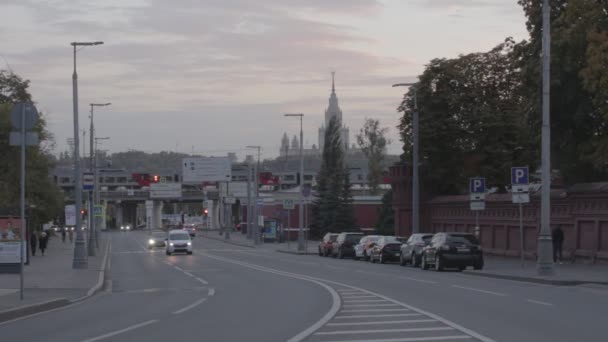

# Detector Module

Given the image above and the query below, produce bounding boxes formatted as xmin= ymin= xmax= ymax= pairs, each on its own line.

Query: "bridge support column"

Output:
xmin=116 ymin=202 xmax=124 ymax=229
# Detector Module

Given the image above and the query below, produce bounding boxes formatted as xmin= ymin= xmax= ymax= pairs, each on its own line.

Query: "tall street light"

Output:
xmin=71 ymin=40 xmax=103 ymax=269
xmin=88 ymin=102 xmax=111 ymax=256
xmin=392 ymin=83 xmax=419 ymax=235
xmin=246 ymin=145 xmax=261 ymax=245
xmin=93 ymin=136 xmax=110 ymax=250
xmin=537 ymin=0 xmax=555 ymax=275
xmin=284 ymin=113 xmax=305 ymax=251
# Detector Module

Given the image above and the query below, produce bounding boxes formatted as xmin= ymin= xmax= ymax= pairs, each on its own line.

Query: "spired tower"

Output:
xmin=318 ymin=72 xmax=349 ymax=151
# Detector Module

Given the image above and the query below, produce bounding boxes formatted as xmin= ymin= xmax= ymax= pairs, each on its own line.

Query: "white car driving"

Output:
xmin=166 ymin=230 xmax=193 ymax=255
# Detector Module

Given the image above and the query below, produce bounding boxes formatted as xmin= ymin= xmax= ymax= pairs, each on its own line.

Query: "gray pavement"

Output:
xmin=0 ymin=232 xmax=108 ymax=314
xmin=1 ymin=231 xmax=606 ymax=342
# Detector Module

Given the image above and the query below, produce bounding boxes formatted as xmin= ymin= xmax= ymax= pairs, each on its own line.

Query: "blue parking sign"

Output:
xmin=469 ymin=178 xmax=486 ymax=194
xmin=511 ymin=167 xmax=529 ymax=185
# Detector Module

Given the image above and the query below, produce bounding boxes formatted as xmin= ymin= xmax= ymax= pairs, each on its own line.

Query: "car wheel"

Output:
xmin=318 ymin=247 xmax=323 ymax=257
xmin=421 ymin=255 xmax=429 ymax=270
xmin=411 ymin=253 xmax=418 ymax=267
xmin=332 ymin=252 xmax=337 ymax=258
xmin=399 ymin=254 xmax=406 ymax=266
xmin=435 ymin=256 xmax=444 ymax=272
xmin=353 ymin=255 xmax=360 ymax=261
xmin=338 ymin=250 xmax=344 ymax=259
xmin=370 ymin=255 xmax=375 ymax=263
xmin=379 ymin=254 xmax=386 ymax=264
xmin=474 ymin=263 xmax=483 ymax=270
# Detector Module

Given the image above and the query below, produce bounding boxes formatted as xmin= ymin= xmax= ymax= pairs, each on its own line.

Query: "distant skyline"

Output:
xmin=1 ymin=0 xmax=528 ymax=160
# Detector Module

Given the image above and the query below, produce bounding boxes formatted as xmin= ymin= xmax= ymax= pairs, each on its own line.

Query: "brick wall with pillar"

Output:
xmin=389 ymin=163 xmax=413 ymax=237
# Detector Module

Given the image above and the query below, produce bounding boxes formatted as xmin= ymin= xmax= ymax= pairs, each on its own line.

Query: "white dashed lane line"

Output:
xmin=450 ymin=285 xmax=507 ymax=297
xmin=526 ymin=299 xmax=554 ymax=306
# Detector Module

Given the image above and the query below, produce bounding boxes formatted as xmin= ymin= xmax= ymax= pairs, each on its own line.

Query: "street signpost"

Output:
xmin=182 ymin=157 xmax=232 ymax=183
xmin=93 ymin=205 xmax=103 ymax=218
xmin=512 ymin=166 xmax=530 ymax=268
xmin=83 ymin=172 xmax=94 ymax=191
xmin=150 ymin=183 xmax=182 ymax=199
xmin=469 ymin=178 xmax=486 ymax=238
xmin=283 ymin=199 xmax=295 ymax=247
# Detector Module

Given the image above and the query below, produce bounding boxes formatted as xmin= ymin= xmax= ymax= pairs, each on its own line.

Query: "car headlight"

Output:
xmin=169 ymin=242 xmax=174 ymax=246
xmin=120 ymin=226 xmax=124 ymax=230
xmin=148 ymin=239 xmax=154 ymax=245
xmin=187 ymin=242 xmax=192 ymax=246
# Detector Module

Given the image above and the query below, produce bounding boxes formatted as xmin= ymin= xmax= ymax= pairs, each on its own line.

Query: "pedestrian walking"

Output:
xmin=61 ymin=227 xmax=66 ymax=243
xmin=552 ymin=225 xmax=564 ymax=263
xmin=39 ymin=231 xmax=48 ymax=256
xmin=30 ymin=231 xmax=38 ymax=256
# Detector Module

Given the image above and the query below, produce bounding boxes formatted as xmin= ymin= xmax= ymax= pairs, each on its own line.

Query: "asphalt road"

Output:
xmin=2 ymin=231 xmax=606 ymax=342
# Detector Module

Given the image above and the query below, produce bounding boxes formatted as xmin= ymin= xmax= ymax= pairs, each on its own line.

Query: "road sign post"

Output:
xmin=512 ymin=167 xmax=530 ymax=268
xmin=469 ymin=178 xmax=486 ymax=239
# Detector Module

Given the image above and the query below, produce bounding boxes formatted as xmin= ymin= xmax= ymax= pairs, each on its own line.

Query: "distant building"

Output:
xmin=318 ymin=72 xmax=350 ymax=152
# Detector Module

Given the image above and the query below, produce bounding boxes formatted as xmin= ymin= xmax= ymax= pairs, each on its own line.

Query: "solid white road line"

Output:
xmin=208 ymin=288 xmax=215 ymax=296
xmin=343 ymin=299 xmax=388 ymax=303
xmin=183 ymin=271 xmax=194 ymax=277
xmin=81 ymin=319 xmax=159 ymax=342
xmin=399 ymin=276 xmax=438 ymax=284
xmin=172 ymin=298 xmax=207 ymax=315
xmin=341 ymin=309 xmax=410 ymax=313
xmin=334 ymin=313 xmax=423 ymax=319
xmin=195 ymin=277 xmax=209 ymax=285
xmin=315 ymin=327 xmax=453 ymax=335
xmin=526 ymin=299 xmax=554 ymax=306
xmin=341 ymin=295 xmax=377 ymax=299
xmin=327 ymin=319 xmax=436 ymax=326
xmin=451 ymin=285 xmax=507 ymax=297
xmin=343 ymin=303 xmax=398 ymax=307
xmin=321 ymin=336 xmax=472 ymax=342
xmin=173 ymin=266 xmax=183 ymax=271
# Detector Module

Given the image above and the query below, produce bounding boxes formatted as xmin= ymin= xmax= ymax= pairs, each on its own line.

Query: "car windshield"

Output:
xmin=345 ymin=234 xmax=363 ymax=243
xmin=382 ymin=236 xmax=401 ymax=244
xmin=169 ymin=233 xmax=190 ymax=240
xmin=422 ymin=235 xmax=433 ymax=242
xmin=329 ymin=234 xmax=338 ymax=242
xmin=447 ymin=234 xmax=479 ymax=245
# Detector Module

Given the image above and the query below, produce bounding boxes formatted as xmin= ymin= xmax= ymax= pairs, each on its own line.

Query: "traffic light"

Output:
xmin=203 ymin=208 xmax=209 ymax=217
xmin=152 ymin=175 xmax=160 ymax=183
xmin=80 ymin=209 xmax=87 ymax=219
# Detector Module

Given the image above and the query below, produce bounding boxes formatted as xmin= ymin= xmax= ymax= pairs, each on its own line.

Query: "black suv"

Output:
xmin=332 ymin=232 xmax=364 ymax=259
xmin=421 ymin=232 xmax=483 ymax=271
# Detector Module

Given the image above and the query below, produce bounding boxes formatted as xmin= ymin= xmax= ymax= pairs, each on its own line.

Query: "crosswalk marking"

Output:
xmin=334 ymin=313 xmax=423 ymax=319
xmin=326 ymin=319 xmax=436 ymax=326
xmin=341 ymin=308 xmax=410 ymax=313
xmin=315 ymin=327 xmax=454 ymax=335
xmin=319 ymin=336 xmax=472 ymax=342
xmin=343 ymin=303 xmax=399 ymax=307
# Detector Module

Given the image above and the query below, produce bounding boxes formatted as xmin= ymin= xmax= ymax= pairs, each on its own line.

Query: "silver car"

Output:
xmin=166 ymin=230 xmax=193 ymax=255
xmin=354 ymin=235 xmax=381 ymax=261
xmin=399 ymin=233 xmax=433 ymax=267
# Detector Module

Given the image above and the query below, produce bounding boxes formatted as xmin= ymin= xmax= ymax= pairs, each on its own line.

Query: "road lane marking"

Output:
xmin=81 ymin=319 xmax=159 ymax=342
xmin=343 ymin=299 xmax=388 ymax=303
xmin=327 ymin=319 xmax=436 ymax=326
xmin=399 ymin=276 xmax=438 ymax=284
xmin=321 ymin=336 xmax=472 ymax=342
xmin=341 ymin=309 xmax=410 ymax=313
xmin=315 ymin=327 xmax=453 ymax=335
xmin=183 ymin=271 xmax=194 ymax=277
xmin=173 ymin=266 xmax=183 ymax=271
xmin=343 ymin=303 xmax=398 ymax=307
xmin=451 ymin=285 xmax=507 ymax=297
xmin=195 ymin=277 xmax=209 ymax=285
xmin=335 ymin=313 xmax=423 ymax=319
xmin=208 ymin=288 xmax=215 ymax=296
xmin=172 ymin=298 xmax=207 ymax=314
xmin=341 ymin=295 xmax=377 ymax=298
xmin=199 ymin=253 xmax=496 ymax=342
xmin=526 ymin=299 xmax=554 ymax=306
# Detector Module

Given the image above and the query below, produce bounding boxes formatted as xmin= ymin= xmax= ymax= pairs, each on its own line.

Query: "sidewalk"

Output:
xmin=464 ymin=256 xmax=608 ymax=286
xmin=201 ymin=229 xmax=317 ymax=254
xmin=0 ymin=233 xmax=110 ymax=321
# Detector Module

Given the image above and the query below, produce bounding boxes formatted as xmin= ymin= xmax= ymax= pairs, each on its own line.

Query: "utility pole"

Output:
xmin=392 ymin=83 xmax=419 ymax=234
xmin=537 ymin=0 xmax=555 ymax=275
xmin=247 ymin=146 xmax=261 ymax=245
xmin=71 ymin=40 xmax=103 ymax=269
xmin=284 ymin=113 xmax=305 ymax=251
xmin=94 ymin=137 xmax=109 ymax=248
xmin=246 ymin=163 xmax=252 ymax=240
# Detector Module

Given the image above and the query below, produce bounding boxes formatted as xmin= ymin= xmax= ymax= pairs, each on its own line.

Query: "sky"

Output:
xmin=0 ymin=0 xmax=528 ymax=160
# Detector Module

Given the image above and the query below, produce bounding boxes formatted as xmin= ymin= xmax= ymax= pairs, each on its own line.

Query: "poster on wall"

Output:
xmin=0 ymin=218 xmax=25 ymax=264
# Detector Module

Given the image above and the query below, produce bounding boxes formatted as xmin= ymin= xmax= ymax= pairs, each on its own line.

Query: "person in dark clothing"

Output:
xmin=30 ymin=232 xmax=38 ymax=256
xmin=38 ymin=231 xmax=48 ymax=256
xmin=61 ymin=227 xmax=66 ymax=243
xmin=552 ymin=226 xmax=564 ymax=263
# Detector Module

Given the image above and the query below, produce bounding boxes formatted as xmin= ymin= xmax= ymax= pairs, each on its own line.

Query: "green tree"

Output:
xmin=356 ymin=118 xmax=390 ymax=195
xmin=398 ymin=39 xmax=537 ymax=194
xmin=0 ymin=70 xmax=64 ymax=228
xmin=334 ymin=168 xmax=356 ymax=232
xmin=375 ymin=189 xmax=394 ymax=235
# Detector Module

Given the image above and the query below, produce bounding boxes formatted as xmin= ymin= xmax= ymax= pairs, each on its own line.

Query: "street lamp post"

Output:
xmin=284 ymin=113 xmax=305 ymax=251
xmin=88 ymin=103 xmax=111 ymax=256
xmin=71 ymin=41 xmax=103 ymax=269
xmin=94 ymin=137 xmax=110 ymax=249
xmin=392 ymin=83 xmax=419 ymax=234
xmin=537 ymin=0 xmax=555 ymax=276
xmin=246 ymin=146 xmax=261 ymax=245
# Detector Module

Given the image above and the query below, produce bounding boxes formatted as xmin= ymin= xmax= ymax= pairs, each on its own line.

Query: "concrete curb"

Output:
xmin=0 ymin=238 xmax=112 ymax=323
xmin=202 ymin=234 xmax=255 ymax=248
xmin=462 ymin=270 xmax=608 ymax=286
xmin=276 ymin=249 xmax=317 ymax=256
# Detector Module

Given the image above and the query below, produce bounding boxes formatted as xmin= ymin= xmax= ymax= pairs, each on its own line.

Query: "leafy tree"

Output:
xmin=356 ymin=118 xmax=390 ymax=195
xmin=0 ymin=70 xmax=64 ymax=228
xmin=398 ymin=39 xmax=537 ymax=194
xmin=334 ymin=168 xmax=356 ymax=232
xmin=375 ymin=189 xmax=394 ymax=235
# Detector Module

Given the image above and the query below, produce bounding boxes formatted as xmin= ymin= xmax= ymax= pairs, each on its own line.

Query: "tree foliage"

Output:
xmin=311 ymin=116 xmax=356 ymax=236
xmin=375 ymin=189 xmax=394 ymax=235
xmin=0 ymin=70 xmax=64 ymax=228
xmin=356 ymin=118 xmax=389 ymax=195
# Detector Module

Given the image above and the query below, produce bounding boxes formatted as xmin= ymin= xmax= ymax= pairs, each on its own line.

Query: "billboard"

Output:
xmin=0 ymin=218 xmax=25 ymax=264
xmin=150 ymin=183 xmax=182 ymax=199
xmin=65 ymin=204 xmax=76 ymax=226
xmin=182 ymin=157 xmax=232 ymax=183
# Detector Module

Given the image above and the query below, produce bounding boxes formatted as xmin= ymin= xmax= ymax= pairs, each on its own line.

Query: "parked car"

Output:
xmin=420 ymin=232 xmax=483 ymax=271
xmin=400 ymin=233 xmax=433 ymax=267
xmin=354 ymin=235 xmax=381 ymax=261
xmin=166 ymin=229 xmax=193 ymax=255
xmin=318 ymin=233 xmax=338 ymax=256
xmin=331 ymin=232 xmax=364 ymax=259
xmin=369 ymin=236 xmax=403 ymax=264
xmin=148 ymin=231 xmax=167 ymax=249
